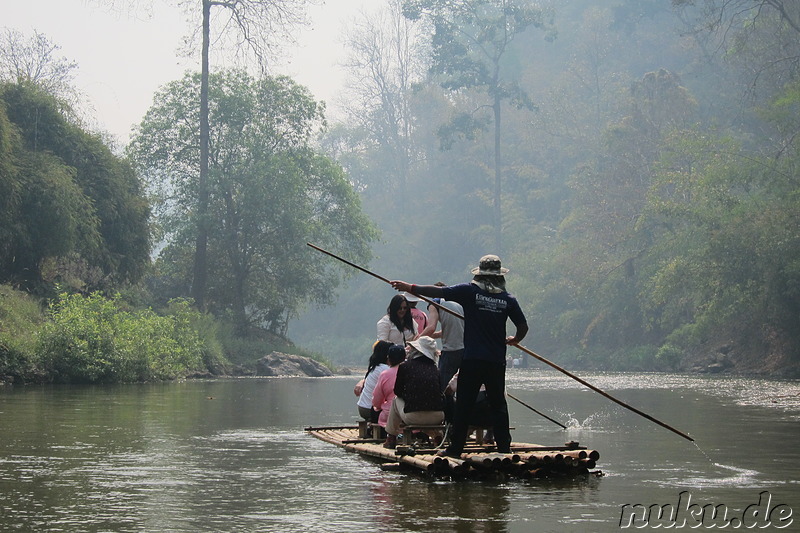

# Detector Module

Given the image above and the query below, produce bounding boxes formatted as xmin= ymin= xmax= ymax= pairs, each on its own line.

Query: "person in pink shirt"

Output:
xmin=404 ymin=292 xmax=428 ymax=335
xmin=371 ymin=344 xmax=406 ymax=430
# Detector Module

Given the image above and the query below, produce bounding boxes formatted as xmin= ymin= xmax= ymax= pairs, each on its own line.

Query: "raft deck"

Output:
xmin=305 ymin=425 xmax=601 ymax=480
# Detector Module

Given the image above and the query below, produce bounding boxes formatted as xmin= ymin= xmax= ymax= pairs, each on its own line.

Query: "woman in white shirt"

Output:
xmin=376 ymin=294 xmax=418 ymax=345
xmin=355 ymin=340 xmax=392 ymax=422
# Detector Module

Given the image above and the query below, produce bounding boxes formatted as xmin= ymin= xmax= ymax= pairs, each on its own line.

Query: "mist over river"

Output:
xmin=1 ymin=370 xmax=798 ymax=532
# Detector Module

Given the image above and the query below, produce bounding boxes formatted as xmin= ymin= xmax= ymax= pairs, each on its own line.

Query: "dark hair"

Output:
xmin=365 ymin=340 xmax=392 ymax=380
xmin=387 ymin=344 xmax=406 ymax=366
xmin=387 ymin=294 xmax=414 ymax=333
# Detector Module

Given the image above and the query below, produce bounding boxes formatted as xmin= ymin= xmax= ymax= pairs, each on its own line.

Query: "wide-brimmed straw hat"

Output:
xmin=470 ymin=254 xmax=509 ymax=276
xmin=407 ymin=336 xmax=438 ymax=361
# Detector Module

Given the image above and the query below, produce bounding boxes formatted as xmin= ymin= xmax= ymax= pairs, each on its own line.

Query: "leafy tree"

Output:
xmin=129 ymin=70 xmax=377 ymax=335
xmin=672 ymin=0 xmax=800 ymax=106
xmin=186 ymin=0 xmax=316 ymax=310
xmin=0 ymin=98 xmax=18 ymax=266
xmin=643 ymin=82 xmax=800 ymax=355
xmin=403 ymin=0 xmax=554 ymax=253
xmin=672 ymin=1 xmax=800 ymax=34
xmin=340 ymin=0 xmax=427 ymax=200
xmin=104 ymin=0 xmax=318 ymax=309
xmin=527 ymin=69 xmax=699 ymax=357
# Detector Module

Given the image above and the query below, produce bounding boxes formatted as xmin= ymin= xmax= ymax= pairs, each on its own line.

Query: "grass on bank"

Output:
xmin=0 ymin=284 xmax=331 ymax=385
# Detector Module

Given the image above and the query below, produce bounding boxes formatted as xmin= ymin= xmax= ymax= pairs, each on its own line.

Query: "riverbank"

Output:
xmin=0 ymin=285 xmax=333 ymax=385
xmin=681 ymin=327 xmax=800 ymax=378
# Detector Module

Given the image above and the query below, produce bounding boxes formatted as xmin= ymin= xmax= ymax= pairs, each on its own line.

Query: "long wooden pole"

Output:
xmin=307 ymin=242 xmax=694 ymax=442
xmin=512 ymin=344 xmax=693 ymax=441
xmin=308 ymin=242 xmax=462 ymax=319
xmin=507 ymin=392 xmax=567 ymax=429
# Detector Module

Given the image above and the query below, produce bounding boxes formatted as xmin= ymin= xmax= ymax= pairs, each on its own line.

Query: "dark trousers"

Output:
xmin=446 ymin=359 xmax=510 ymax=454
xmin=358 ymin=405 xmax=379 ymax=424
xmin=438 ymin=348 xmax=463 ymax=391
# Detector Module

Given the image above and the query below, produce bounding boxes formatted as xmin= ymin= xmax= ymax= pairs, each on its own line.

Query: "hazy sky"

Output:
xmin=4 ymin=0 xmax=376 ymax=143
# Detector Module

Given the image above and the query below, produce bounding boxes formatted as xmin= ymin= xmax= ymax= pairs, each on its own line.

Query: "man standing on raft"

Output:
xmin=391 ymin=254 xmax=529 ymax=457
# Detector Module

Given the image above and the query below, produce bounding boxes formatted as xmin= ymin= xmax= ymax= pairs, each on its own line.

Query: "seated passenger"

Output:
xmin=371 ymin=344 xmax=407 ymax=429
xmin=355 ymin=340 xmax=392 ymax=423
xmin=403 ymin=292 xmax=428 ymax=334
xmin=384 ymin=336 xmax=444 ymax=449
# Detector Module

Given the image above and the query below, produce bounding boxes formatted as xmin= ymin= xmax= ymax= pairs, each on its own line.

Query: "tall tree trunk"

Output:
xmin=192 ymin=0 xmax=212 ymax=310
xmin=493 ymin=90 xmax=502 ymax=255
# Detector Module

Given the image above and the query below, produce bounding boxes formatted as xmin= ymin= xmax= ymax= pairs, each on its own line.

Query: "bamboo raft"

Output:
xmin=305 ymin=425 xmax=602 ymax=481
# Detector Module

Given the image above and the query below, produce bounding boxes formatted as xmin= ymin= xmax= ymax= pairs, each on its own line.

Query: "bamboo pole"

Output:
xmin=511 ymin=343 xmax=694 ymax=442
xmin=307 ymin=242 xmax=694 ymax=442
xmin=464 ymin=453 xmax=494 ymax=468
xmin=398 ymin=454 xmax=437 ymax=473
xmin=507 ymin=392 xmax=568 ymax=429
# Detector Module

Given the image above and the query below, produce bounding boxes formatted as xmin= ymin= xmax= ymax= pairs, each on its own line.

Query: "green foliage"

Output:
xmin=129 ymin=70 xmax=377 ymax=335
xmin=296 ymin=0 xmax=800 ymax=373
xmin=0 ymin=82 xmax=150 ymax=292
xmin=0 ymin=101 xmax=19 ymax=264
xmin=168 ymin=299 xmax=228 ymax=375
xmin=37 ymin=293 xmax=207 ymax=383
xmin=656 ymin=343 xmax=685 ymax=370
xmin=403 ymin=0 xmax=554 ymax=251
xmin=409 ymin=0 xmax=554 ymax=90
xmin=0 ymin=285 xmax=45 ymax=382
xmin=610 ymin=344 xmax=659 ymax=371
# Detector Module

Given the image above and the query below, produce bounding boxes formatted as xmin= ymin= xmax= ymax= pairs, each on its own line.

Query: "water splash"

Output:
xmin=559 ymin=410 xmax=614 ymax=431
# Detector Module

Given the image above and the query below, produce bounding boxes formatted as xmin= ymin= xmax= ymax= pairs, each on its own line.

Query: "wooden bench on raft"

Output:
xmin=359 ymin=419 xmax=513 ymax=446
xmin=396 ymin=423 xmax=447 ymax=446
xmin=357 ymin=420 xmax=385 ymax=440
xmin=396 ymin=424 xmax=513 ymax=446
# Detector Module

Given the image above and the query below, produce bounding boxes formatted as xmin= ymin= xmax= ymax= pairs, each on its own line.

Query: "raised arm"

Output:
xmin=390 ymin=281 xmax=445 ymax=299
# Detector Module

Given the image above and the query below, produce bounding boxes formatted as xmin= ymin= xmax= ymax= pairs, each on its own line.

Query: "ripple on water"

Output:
xmin=676 ymin=463 xmax=773 ymax=489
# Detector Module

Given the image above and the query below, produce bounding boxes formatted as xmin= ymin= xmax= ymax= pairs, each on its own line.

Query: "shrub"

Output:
xmin=38 ymin=292 xmax=117 ymax=382
xmin=37 ymin=292 xmax=207 ymax=383
xmin=0 ymin=286 xmax=45 ymax=381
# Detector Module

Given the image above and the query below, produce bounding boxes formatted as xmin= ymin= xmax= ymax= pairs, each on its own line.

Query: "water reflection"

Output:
xmin=371 ymin=478 xmax=511 ymax=533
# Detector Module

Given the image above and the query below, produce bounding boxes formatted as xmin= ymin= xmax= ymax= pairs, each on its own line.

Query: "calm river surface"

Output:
xmin=1 ymin=370 xmax=798 ymax=532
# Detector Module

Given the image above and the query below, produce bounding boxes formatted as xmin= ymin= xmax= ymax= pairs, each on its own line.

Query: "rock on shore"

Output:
xmin=255 ymin=351 xmax=333 ymax=377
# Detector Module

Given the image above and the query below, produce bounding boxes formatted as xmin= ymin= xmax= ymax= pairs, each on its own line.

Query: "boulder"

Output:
xmin=255 ymin=351 xmax=333 ymax=377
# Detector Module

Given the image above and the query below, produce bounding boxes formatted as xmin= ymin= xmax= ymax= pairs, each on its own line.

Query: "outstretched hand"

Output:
xmin=390 ymin=280 xmax=411 ymax=293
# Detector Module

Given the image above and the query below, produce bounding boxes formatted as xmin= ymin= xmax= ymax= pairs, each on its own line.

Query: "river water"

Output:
xmin=1 ymin=370 xmax=798 ymax=532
